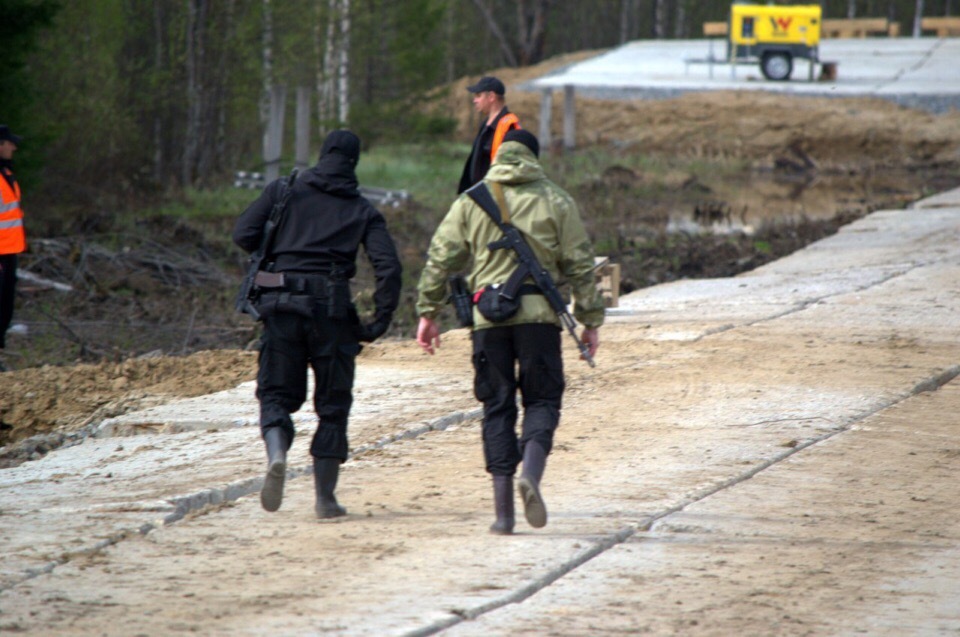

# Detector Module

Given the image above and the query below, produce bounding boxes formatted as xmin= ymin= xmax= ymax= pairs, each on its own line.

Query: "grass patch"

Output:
xmin=357 ymin=142 xmax=469 ymax=210
xmin=150 ymin=187 xmax=258 ymax=221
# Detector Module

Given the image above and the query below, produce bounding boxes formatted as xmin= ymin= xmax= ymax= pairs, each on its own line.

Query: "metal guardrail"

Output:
xmin=233 ymin=171 xmax=411 ymax=209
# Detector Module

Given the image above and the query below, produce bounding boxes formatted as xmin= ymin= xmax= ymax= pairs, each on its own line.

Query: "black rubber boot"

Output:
xmin=489 ymin=475 xmax=515 ymax=535
xmin=314 ymin=457 xmax=347 ymax=519
xmin=518 ymin=441 xmax=548 ymax=528
xmin=260 ymin=427 xmax=288 ymax=512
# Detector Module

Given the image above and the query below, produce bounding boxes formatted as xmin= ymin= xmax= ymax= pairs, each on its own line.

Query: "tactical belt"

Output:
xmin=254 ymin=270 xmax=347 ymax=297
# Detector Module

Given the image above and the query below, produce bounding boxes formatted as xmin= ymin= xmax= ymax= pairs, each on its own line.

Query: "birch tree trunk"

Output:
xmin=183 ymin=0 xmax=209 ymax=187
xmin=652 ymin=0 xmax=666 ymax=39
xmin=912 ymin=0 xmax=924 ymax=36
xmin=628 ymin=0 xmax=641 ymax=42
xmin=337 ymin=0 xmax=350 ymax=124
xmin=619 ymin=0 xmax=630 ymax=43
xmin=211 ymin=0 xmax=237 ymax=177
xmin=674 ymin=0 xmax=686 ymax=38
xmin=316 ymin=0 xmax=338 ymax=134
xmin=848 ymin=0 xmax=857 ymax=18
xmin=261 ymin=0 xmax=273 ymax=157
xmin=153 ymin=0 xmax=165 ymax=182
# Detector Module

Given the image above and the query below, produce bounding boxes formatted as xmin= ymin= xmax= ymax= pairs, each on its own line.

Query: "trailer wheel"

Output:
xmin=760 ymin=52 xmax=793 ymax=81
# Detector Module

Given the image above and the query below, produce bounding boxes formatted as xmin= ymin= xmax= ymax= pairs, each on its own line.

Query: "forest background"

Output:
xmin=1 ymin=0 xmax=958 ymax=371
xmin=5 ymin=0 xmax=954 ymax=204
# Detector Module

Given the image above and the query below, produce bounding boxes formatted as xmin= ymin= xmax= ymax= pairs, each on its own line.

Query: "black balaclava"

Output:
xmin=319 ymin=130 xmax=361 ymax=166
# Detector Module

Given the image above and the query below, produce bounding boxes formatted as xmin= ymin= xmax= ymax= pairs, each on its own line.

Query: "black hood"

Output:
xmin=301 ymin=153 xmax=360 ymax=198
xmin=320 ymin=130 xmax=360 ymax=165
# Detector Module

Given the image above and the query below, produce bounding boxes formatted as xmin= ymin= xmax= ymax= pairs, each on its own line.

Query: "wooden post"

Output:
xmin=264 ymin=85 xmax=286 ymax=182
xmin=539 ymin=88 xmax=553 ymax=154
xmin=563 ymin=85 xmax=576 ymax=150
xmin=295 ymin=86 xmax=311 ymax=171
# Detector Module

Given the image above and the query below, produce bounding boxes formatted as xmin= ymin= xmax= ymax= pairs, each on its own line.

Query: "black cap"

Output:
xmin=320 ymin=129 xmax=361 ymax=166
xmin=502 ymin=129 xmax=539 ymax=158
xmin=467 ymin=76 xmax=505 ymax=96
xmin=0 ymin=125 xmax=22 ymax=145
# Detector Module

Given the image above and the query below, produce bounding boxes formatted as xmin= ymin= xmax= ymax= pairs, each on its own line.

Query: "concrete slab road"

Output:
xmin=1 ymin=188 xmax=960 ymax=635
xmin=528 ymin=37 xmax=960 ymax=111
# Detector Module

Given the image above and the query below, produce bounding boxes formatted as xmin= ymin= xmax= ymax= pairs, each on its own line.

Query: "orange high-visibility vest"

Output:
xmin=490 ymin=113 xmax=521 ymax=163
xmin=0 ymin=169 xmax=25 ymax=254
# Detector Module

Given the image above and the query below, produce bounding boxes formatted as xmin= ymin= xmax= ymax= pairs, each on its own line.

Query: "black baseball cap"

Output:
xmin=467 ymin=76 xmax=505 ymax=96
xmin=0 ymin=125 xmax=22 ymax=145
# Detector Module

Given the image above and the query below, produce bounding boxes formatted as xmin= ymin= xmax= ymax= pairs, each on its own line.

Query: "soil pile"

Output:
xmin=0 ymin=350 xmax=256 ymax=460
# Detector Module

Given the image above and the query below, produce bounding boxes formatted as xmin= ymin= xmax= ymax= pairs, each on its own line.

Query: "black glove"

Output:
xmin=356 ymin=314 xmax=391 ymax=342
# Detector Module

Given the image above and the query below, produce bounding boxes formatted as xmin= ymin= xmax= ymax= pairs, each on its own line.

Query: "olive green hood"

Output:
xmin=485 ymin=141 xmax=545 ymax=186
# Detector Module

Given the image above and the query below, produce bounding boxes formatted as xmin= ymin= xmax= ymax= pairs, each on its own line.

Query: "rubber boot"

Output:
xmin=489 ymin=475 xmax=515 ymax=535
xmin=260 ymin=427 xmax=288 ymax=512
xmin=314 ymin=457 xmax=347 ymax=519
xmin=518 ymin=441 xmax=548 ymax=528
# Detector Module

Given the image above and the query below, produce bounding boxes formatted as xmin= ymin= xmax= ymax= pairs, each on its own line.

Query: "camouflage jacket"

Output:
xmin=417 ymin=141 xmax=605 ymax=330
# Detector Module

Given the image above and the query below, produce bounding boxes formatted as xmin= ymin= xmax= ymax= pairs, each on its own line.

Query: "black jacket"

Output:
xmin=457 ymin=107 xmax=514 ymax=194
xmin=233 ymin=153 xmax=402 ymax=320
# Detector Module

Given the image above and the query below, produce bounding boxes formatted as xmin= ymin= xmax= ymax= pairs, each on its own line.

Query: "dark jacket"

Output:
xmin=457 ymin=107 xmax=518 ymax=194
xmin=233 ymin=153 xmax=402 ymax=320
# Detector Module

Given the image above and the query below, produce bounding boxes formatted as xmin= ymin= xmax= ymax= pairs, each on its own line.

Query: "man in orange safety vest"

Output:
xmin=0 ymin=125 xmax=26 ymax=361
xmin=457 ymin=76 xmax=521 ymax=194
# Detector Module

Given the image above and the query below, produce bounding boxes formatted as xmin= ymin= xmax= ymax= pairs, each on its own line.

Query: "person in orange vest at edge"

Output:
xmin=457 ymin=76 xmax=521 ymax=194
xmin=0 ymin=125 xmax=26 ymax=372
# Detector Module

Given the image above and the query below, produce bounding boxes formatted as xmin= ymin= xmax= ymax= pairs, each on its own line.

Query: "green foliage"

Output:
xmin=8 ymin=0 xmax=952 ymax=213
xmin=149 ymin=187 xmax=258 ymax=221
xmin=350 ymin=99 xmax=456 ymax=149
xmin=753 ymin=240 xmax=772 ymax=254
xmin=0 ymin=0 xmax=59 ymax=187
xmin=356 ymin=142 xmax=466 ymax=210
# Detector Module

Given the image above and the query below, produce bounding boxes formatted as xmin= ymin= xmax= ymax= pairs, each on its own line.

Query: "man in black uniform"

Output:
xmin=233 ymin=130 xmax=402 ymax=518
xmin=457 ymin=76 xmax=521 ymax=194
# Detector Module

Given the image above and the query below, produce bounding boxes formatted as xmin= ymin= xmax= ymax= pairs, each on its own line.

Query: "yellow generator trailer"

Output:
xmin=728 ymin=3 xmax=822 ymax=81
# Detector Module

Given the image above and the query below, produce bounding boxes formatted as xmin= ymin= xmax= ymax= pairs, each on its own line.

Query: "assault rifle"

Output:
xmin=235 ymin=168 xmax=299 ymax=319
xmin=466 ymin=182 xmax=596 ymax=367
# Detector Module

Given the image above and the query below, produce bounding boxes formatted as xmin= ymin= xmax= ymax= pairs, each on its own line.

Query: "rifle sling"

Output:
xmin=490 ymin=181 xmax=511 ymax=225
xmin=466 ymin=182 xmax=541 ymax=298
xmin=259 ymin=168 xmax=299 ymax=264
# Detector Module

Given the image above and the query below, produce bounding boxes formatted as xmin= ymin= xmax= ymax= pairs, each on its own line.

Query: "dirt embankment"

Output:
xmin=440 ymin=51 xmax=960 ymax=168
xmin=0 ymin=350 xmax=257 ymax=460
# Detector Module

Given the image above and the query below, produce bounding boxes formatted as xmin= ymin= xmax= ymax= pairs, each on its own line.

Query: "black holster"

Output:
xmin=448 ymin=275 xmax=474 ymax=328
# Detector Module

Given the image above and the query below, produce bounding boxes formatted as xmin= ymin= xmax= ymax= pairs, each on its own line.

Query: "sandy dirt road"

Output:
xmin=1 ymin=192 xmax=960 ymax=635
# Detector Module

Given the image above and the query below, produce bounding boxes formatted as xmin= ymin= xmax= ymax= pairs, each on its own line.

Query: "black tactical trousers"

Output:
xmin=471 ymin=323 xmax=565 ymax=476
xmin=0 ymin=254 xmax=17 ymax=349
xmin=257 ymin=310 xmax=360 ymax=461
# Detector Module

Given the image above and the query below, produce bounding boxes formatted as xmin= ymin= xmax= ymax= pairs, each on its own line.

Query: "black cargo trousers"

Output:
xmin=471 ymin=323 xmax=565 ymax=476
xmin=257 ymin=306 xmax=361 ymax=462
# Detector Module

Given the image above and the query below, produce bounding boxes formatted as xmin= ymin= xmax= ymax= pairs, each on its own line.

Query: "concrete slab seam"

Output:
xmin=397 ymin=364 xmax=960 ymax=636
xmin=729 ymin=265 xmax=921 ymax=334
xmin=2 ymin=407 xmax=484 ymax=593
xmin=405 ymin=527 xmax=637 ymax=637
